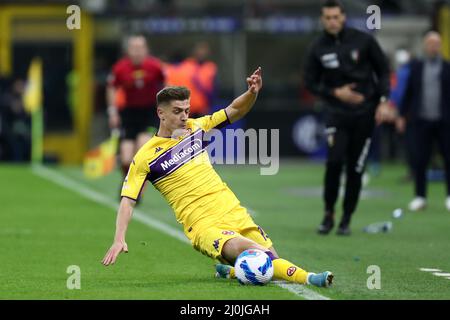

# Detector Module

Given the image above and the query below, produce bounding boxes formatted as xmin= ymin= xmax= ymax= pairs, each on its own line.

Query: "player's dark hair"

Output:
xmin=157 ymin=86 xmax=191 ymax=106
xmin=321 ymin=0 xmax=345 ymax=14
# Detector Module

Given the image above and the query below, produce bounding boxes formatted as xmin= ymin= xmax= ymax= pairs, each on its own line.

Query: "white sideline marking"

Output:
xmin=273 ymin=281 xmax=330 ymax=300
xmin=32 ymin=165 xmax=188 ymax=244
xmin=419 ymin=268 xmax=442 ymax=272
xmin=32 ymin=165 xmax=331 ymax=301
xmin=432 ymin=273 xmax=450 ymax=277
xmin=419 ymin=268 xmax=450 ymax=281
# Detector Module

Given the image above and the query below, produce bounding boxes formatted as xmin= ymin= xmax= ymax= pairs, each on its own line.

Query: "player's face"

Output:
xmin=127 ymin=37 xmax=148 ymax=64
xmin=424 ymin=34 xmax=442 ymax=59
xmin=321 ymin=7 xmax=346 ymax=35
xmin=159 ymin=99 xmax=190 ymax=132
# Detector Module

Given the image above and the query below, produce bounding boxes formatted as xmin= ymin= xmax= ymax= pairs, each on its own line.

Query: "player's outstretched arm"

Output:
xmin=225 ymin=67 xmax=262 ymax=123
xmin=101 ymin=197 xmax=136 ymax=266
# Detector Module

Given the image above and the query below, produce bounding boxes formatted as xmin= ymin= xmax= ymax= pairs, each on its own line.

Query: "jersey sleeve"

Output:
xmin=107 ymin=62 xmax=121 ymax=87
xmin=121 ymin=156 xmax=149 ymax=200
xmin=194 ymin=109 xmax=230 ymax=132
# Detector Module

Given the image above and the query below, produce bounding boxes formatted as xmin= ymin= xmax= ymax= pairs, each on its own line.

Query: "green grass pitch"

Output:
xmin=1 ymin=162 xmax=450 ymax=300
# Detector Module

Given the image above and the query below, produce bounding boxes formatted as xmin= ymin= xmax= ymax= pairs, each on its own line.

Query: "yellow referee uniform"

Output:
xmin=121 ymin=109 xmax=272 ymax=262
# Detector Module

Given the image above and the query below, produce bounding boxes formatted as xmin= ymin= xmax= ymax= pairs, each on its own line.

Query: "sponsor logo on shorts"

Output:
xmin=213 ymin=238 xmax=222 ymax=251
xmin=287 ymin=266 xmax=297 ymax=277
xmin=222 ymin=230 xmax=235 ymax=235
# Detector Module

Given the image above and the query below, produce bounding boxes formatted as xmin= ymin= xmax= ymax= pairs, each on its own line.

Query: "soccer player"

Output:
xmin=107 ymin=35 xmax=165 ymax=183
xmin=102 ymin=68 xmax=333 ymax=288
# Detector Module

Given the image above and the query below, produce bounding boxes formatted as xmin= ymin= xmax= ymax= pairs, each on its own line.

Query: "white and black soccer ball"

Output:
xmin=234 ymin=249 xmax=274 ymax=285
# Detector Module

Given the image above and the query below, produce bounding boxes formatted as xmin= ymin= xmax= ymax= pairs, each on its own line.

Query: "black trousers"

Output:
xmin=411 ymin=119 xmax=450 ymax=198
xmin=324 ymin=111 xmax=375 ymax=222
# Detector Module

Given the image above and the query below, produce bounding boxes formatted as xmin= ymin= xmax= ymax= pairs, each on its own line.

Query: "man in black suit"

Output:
xmin=304 ymin=0 xmax=394 ymax=235
xmin=396 ymin=31 xmax=450 ymax=212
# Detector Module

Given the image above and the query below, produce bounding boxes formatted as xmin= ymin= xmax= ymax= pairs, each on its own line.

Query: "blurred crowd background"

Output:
xmin=0 ymin=0 xmax=449 ymax=176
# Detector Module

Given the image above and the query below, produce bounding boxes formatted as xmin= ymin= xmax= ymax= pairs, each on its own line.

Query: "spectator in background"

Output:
xmin=390 ymin=48 xmax=415 ymax=182
xmin=390 ymin=49 xmax=412 ymax=108
xmin=368 ymin=49 xmax=412 ymax=176
xmin=107 ymin=35 xmax=165 ymax=192
xmin=0 ymin=78 xmax=31 ymax=162
xmin=165 ymin=42 xmax=217 ymax=118
xmin=396 ymin=31 xmax=450 ymax=212
xmin=0 ymin=77 xmax=10 ymax=160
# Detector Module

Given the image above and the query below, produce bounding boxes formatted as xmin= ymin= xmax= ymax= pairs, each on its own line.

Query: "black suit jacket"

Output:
xmin=400 ymin=58 xmax=450 ymax=123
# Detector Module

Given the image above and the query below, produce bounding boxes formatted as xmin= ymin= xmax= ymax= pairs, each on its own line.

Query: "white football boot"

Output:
xmin=446 ymin=197 xmax=450 ymax=212
xmin=408 ymin=197 xmax=427 ymax=211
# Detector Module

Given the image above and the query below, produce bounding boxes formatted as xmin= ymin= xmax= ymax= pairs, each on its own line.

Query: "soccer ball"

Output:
xmin=234 ymin=249 xmax=274 ymax=285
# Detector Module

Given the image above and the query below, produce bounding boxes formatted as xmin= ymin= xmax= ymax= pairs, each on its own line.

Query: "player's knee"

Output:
xmin=221 ymin=238 xmax=239 ymax=264
xmin=222 ymin=235 xmax=273 ymax=265
xmin=238 ymin=237 xmax=266 ymax=254
xmin=222 ymin=237 xmax=241 ymax=257
xmin=222 ymin=237 xmax=258 ymax=262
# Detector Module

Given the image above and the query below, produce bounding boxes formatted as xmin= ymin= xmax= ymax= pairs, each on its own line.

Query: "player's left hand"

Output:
xmin=247 ymin=67 xmax=262 ymax=94
xmin=102 ymin=241 xmax=128 ymax=266
xmin=375 ymin=101 xmax=396 ymax=125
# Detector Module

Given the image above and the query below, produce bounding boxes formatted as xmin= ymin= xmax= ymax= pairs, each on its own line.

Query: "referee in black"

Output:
xmin=304 ymin=0 xmax=394 ymax=235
